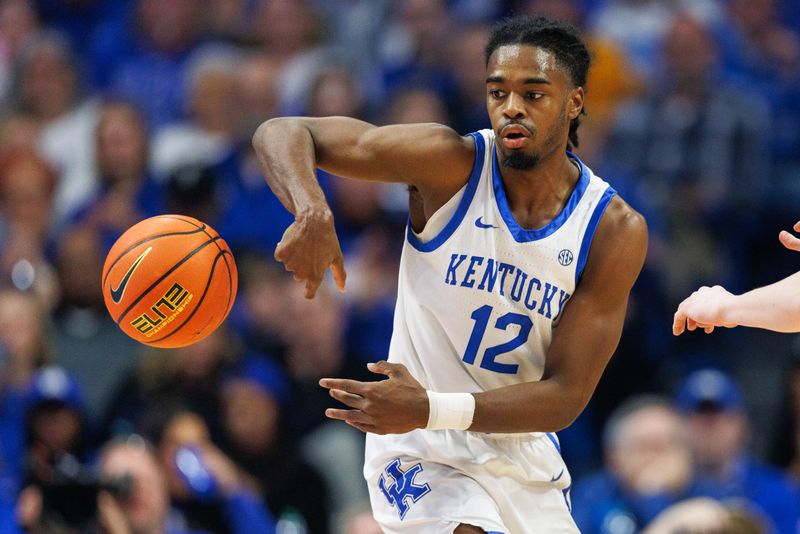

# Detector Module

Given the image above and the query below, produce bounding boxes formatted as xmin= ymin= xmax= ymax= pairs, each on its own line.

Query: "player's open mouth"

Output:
xmin=501 ymin=126 xmax=530 ymax=149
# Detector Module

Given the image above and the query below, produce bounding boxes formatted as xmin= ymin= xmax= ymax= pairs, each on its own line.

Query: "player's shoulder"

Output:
xmin=601 ymin=195 xmax=647 ymax=239
xmin=586 ymin=194 xmax=648 ymax=273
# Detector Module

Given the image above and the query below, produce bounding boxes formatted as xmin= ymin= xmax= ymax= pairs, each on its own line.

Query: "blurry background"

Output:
xmin=0 ymin=0 xmax=799 ymax=533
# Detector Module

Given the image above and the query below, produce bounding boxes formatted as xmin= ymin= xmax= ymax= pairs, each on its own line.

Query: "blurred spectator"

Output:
xmin=572 ymin=396 xmax=695 ymax=533
xmin=377 ymin=0 xmax=457 ymax=102
xmin=51 ymin=227 xmax=138 ymax=426
xmin=589 ymin=0 xmax=722 ymax=80
xmin=719 ymin=0 xmax=800 ymax=234
xmin=89 ymin=0 xmax=205 ymax=130
xmin=0 ymin=0 xmax=39 ymax=108
xmin=343 ymin=225 xmax=401 ymax=366
xmin=151 ymin=45 xmax=244 ymax=177
xmin=232 ymin=253 xmax=292 ymax=358
xmin=106 ymin=326 xmax=238 ymax=438
xmin=446 ymin=23 xmax=489 ymax=134
xmin=676 ymin=369 xmax=800 ymax=533
xmin=250 ymin=0 xmax=332 ymax=115
xmin=72 ymin=101 xmax=161 ymax=252
xmin=0 ymin=113 xmax=40 ymax=153
xmin=310 ymin=0 xmax=391 ymax=93
xmin=773 ymin=345 xmax=800 ymax=481
xmin=605 ymin=15 xmax=770 ymax=307
xmin=235 ymin=52 xmax=280 ymax=138
xmin=154 ymin=411 xmax=276 ymax=534
xmin=281 ymin=284 xmax=371 ymax=515
xmin=15 ymin=366 xmax=94 ymax=533
xmin=0 ymin=148 xmax=58 ymax=303
xmin=203 ymin=0 xmax=249 ymax=42
xmin=643 ymin=497 xmax=767 ymax=534
xmin=0 ymin=290 xmax=51 ymax=484
xmin=97 ymin=436 xmax=207 ymax=534
xmin=220 ymin=356 xmax=329 ymax=532
xmin=723 ymin=0 xmax=800 ymax=84
xmin=306 ymin=64 xmax=364 ymax=119
xmin=16 ymin=32 xmax=101 ymax=227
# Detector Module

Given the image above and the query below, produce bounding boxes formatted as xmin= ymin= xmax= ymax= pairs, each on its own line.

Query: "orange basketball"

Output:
xmin=101 ymin=215 xmax=238 ymax=348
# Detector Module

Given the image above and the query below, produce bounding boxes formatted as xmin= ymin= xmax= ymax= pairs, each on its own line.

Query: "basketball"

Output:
xmin=101 ymin=215 xmax=238 ymax=348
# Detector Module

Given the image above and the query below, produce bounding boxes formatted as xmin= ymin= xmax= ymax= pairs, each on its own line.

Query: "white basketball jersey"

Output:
xmin=388 ymin=129 xmax=616 ymax=394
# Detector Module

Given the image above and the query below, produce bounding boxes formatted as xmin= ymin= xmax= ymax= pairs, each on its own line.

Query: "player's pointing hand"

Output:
xmin=320 ymin=361 xmax=429 ymax=435
xmin=274 ymin=209 xmax=346 ymax=299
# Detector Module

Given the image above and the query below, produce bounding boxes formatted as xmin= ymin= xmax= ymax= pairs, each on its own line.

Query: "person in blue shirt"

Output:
xmin=676 ymin=368 xmax=800 ymax=534
xmin=572 ymin=396 xmax=697 ymax=533
xmin=98 ymin=436 xmax=276 ymax=534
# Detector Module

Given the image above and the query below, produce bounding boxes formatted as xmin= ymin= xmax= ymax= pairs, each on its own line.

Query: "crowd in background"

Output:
xmin=0 ymin=0 xmax=799 ymax=532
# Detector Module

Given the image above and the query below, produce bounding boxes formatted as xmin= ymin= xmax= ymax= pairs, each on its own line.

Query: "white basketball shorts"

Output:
xmin=365 ymin=429 xmax=579 ymax=533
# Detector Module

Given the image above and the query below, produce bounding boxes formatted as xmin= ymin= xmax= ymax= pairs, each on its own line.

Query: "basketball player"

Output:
xmin=253 ymin=16 xmax=647 ymax=533
xmin=673 ymin=220 xmax=800 ymax=335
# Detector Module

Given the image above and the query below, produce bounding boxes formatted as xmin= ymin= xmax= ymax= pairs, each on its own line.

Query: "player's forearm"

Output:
xmin=725 ymin=272 xmax=800 ymax=332
xmin=469 ymin=379 xmax=584 ymax=433
xmin=252 ymin=117 xmax=331 ymax=218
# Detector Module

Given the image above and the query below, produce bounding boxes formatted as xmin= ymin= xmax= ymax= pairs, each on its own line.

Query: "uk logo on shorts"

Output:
xmin=378 ymin=459 xmax=431 ymax=520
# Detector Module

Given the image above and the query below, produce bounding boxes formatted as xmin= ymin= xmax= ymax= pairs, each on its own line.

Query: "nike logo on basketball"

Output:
xmin=110 ymin=247 xmax=152 ymax=304
xmin=475 ymin=216 xmax=499 ymax=229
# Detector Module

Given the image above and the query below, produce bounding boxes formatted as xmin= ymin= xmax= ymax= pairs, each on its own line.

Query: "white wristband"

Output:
xmin=425 ymin=391 xmax=475 ymax=430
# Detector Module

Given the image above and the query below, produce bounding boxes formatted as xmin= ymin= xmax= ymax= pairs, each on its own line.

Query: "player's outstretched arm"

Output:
xmin=673 ymin=220 xmax=800 ymax=334
xmin=319 ymin=198 xmax=648 ymax=435
xmin=252 ymin=117 xmax=474 ymax=298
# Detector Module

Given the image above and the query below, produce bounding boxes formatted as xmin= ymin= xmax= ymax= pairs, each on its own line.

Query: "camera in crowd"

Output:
xmin=37 ymin=453 xmax=131 ymax=532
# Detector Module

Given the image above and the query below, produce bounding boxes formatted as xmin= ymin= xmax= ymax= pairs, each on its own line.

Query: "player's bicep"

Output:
xmin=305 ymin=117 xmax=474 ymax=190
xmin=543 ymin=200 xmax=648 ymax=409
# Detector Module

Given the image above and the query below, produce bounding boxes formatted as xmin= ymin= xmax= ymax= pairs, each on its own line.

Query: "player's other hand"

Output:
xmin=275 ymin=209 xmax=346 ymax=299
xmin=672 ymin=285 xmax=737 ymax=336
xmin=320 ymin=361 xmax=429 ymax=435
xmin=779 ymin=220 xmax=800 ymax=252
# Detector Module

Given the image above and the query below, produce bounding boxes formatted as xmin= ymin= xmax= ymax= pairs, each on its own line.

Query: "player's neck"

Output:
xmin=497 ymin=149 xmax=580 ymax=231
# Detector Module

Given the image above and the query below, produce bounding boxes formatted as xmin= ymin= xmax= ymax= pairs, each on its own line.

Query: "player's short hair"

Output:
xmin=485 ymin=16 xmax=591 ymax=148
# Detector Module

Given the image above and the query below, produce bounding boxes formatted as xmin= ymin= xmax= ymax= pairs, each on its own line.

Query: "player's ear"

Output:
xmin=568 ymin=86 xmax=584 ymax=121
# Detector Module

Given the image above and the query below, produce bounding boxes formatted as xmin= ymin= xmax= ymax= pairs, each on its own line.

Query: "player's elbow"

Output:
xmin=252 ymin=117 xmax=301 ymax=149
xmin=546 ymin=390 xmax=589 ymax=433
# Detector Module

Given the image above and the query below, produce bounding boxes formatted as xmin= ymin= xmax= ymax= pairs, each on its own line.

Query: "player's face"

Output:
xmin=486 ymin=45 xmax=583 ymax=170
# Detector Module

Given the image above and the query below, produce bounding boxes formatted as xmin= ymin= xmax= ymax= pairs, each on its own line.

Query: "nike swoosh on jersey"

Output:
xmin=109 ymin=247 xmax=152 ymax=304
xmin=550 ymin=469 xmax=564 ymax=482
xmin=475 ymin=216 xmax=499 ymax=229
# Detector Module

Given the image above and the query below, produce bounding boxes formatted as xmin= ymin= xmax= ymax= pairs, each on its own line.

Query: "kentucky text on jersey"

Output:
xmin=445 ymin=253 xmax=571 ymax=319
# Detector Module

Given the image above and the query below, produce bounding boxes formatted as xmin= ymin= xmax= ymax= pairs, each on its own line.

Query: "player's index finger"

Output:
xmin=672 ymin=302 xmax=688 ymax=335
xmin=332 ymin=254 xmax=347 ymax=292
xmin=319 ymin=378 xmax=369 ymax=395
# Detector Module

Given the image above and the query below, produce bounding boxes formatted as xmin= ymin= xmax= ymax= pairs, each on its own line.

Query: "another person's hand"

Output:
xmin=320 ymin=361 xmax=429 ymax=434
xmin=672 ymin=286 xmax=737 ymax=335
xmin=779 ymin=220 xmax=800 ymax=252
xmin=274 ymin=210 xmax=346 ymax=298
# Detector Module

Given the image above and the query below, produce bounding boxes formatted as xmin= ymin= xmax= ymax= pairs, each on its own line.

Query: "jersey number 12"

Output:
xmin=462 ymin=305 xmax=531 ymax=374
